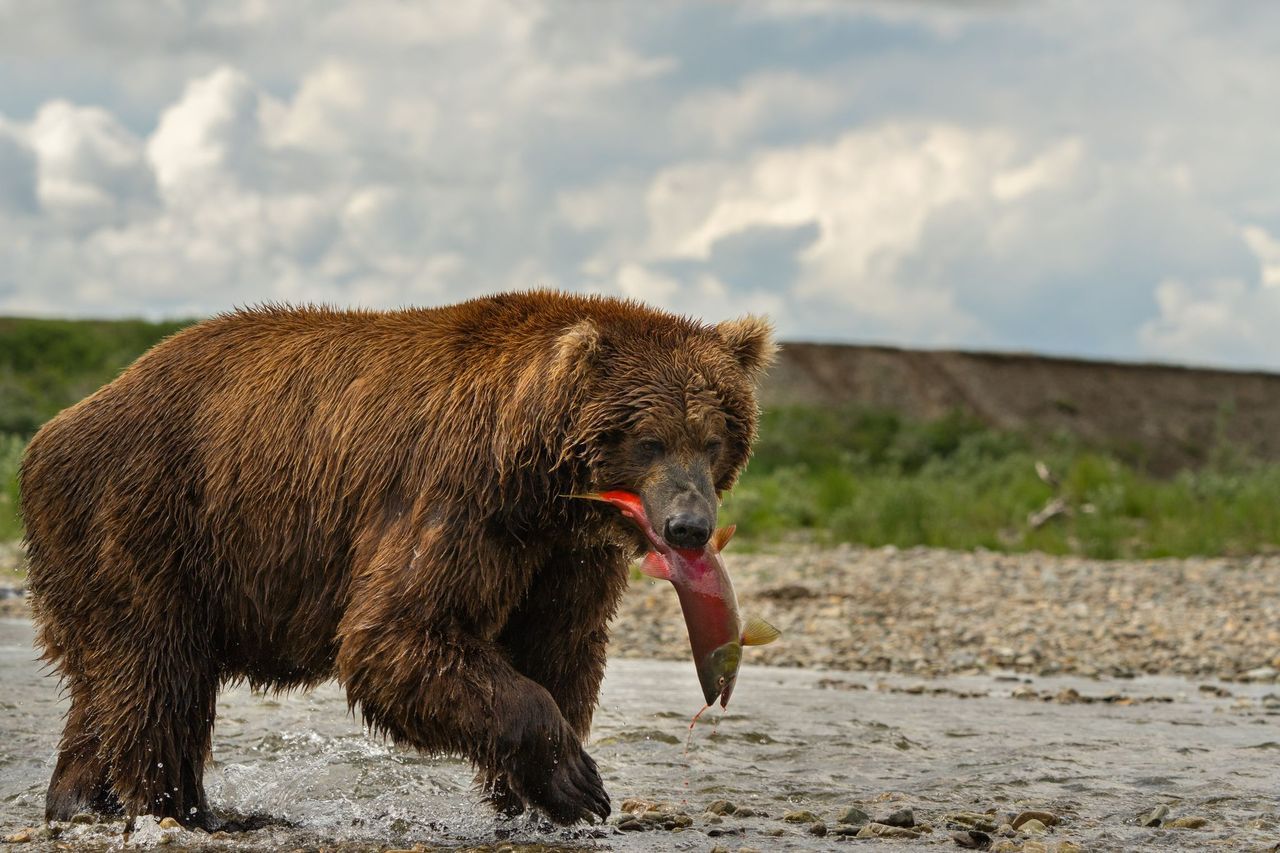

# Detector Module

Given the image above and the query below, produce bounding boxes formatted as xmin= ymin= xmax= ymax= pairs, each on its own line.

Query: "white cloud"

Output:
xmin=29 ymin=101 xmax=155 ymax=230
xmin=671 ymin=71 xmax=845 ymax=152
xmin=2 ymin=1 xmax=1280 ymax=370
xmin=0 ymin=121 xmax=37 ymax=213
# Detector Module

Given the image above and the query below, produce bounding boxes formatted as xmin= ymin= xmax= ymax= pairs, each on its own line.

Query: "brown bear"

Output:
xmin=20 ymin=290 xmax=773 ymax=829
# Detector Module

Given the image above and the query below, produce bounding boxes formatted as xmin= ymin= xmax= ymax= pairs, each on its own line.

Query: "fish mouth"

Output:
xmin=697 ymin=641 xmax=743 ymax=708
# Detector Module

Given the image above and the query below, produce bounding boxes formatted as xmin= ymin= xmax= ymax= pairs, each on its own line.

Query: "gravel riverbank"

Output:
xmin=610 ymin=543 xmax=1280 ymax=685
xmin=4 ymin=540 xmax=1279 ymax=684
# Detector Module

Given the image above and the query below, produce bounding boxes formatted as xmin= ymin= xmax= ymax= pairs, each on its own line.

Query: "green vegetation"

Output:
xmin=0 ymin=317 xmax=189 ymax=539
xmin=722 ymin=405 xmax=1280 ymax=558
xmin=2 ymin=315 xmax=1279 ymax=557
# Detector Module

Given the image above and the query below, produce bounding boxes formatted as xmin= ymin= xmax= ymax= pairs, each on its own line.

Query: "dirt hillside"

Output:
xmin=763 ymin=343 xmax=1280 ymax=472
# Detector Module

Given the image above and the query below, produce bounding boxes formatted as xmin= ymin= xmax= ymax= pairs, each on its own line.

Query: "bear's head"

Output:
xmin=554 ymin=309 xmax=775 ymax=552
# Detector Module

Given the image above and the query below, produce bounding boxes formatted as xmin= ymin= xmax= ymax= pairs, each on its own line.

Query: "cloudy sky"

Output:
xmin=1 ymin=1 xmax=1278 ymax=368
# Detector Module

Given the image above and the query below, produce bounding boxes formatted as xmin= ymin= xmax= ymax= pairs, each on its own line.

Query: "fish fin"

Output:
xmin=711 ymin=524 xmax=737 ymax=551
xmin=741 ymin=615 xmax=781 ymax=646
xmin=640 ymin=552 xmax=672 ymax=581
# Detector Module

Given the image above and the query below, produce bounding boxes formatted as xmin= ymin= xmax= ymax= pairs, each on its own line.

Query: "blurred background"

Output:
xmin=3 ymin=0 xmax=1280 ymax=556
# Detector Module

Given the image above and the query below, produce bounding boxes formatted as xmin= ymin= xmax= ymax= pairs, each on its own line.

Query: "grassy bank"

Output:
xmin=722 ymin=407 xmax=1280 ymax=558
xmin=2 ymin=316 xmax=1279 ymax=557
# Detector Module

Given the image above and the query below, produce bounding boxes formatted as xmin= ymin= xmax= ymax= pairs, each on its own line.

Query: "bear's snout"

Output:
xmin=664 ymin=511 xmax=712 ymax=550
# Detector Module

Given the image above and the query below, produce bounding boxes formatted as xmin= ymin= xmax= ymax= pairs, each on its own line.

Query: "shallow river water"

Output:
xmin=2 ymin=618 xmax=1278 ymax=851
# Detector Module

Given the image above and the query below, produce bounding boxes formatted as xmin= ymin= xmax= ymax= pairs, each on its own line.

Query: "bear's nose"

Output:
xmin=664 ymin=513 xmax=712 ymax=550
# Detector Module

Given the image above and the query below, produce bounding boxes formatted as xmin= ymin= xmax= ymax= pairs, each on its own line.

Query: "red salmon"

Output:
xmin=578 ymin=490 xmax=779 ymax=708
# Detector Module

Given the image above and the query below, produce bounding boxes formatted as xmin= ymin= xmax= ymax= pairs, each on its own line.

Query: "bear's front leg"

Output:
xmin=336 ymin=527 xmax=610 ymax=824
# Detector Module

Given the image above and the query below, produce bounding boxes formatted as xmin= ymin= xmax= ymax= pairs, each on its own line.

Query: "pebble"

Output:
xmin=947 ymin=812 xmax=998 ymax=832
xmin=952 ymin=830 xmax=991 ymax=849
xmin=783 ymin=809 xmax=819 ymax=823
xmin=158 ymin=817 xmax=181 ymax=830
xmin=4 ymin=829 xmax=34 ymax=843
xmin=807 ymin=821 xmax=827 ymax=836
xmin=706 ymin=799 xmax=737 ymax=815
xmin=1012 ymin=810 xmax=1060 ymax=829
xmin=1166 ymin=816 xmax=1208 ymax=829
xmin=836 ymin=805 xmax=871 ymax=825
xmin=1138 ymin=804 xmax=1169 ymax=827
xmin=1018 ymin=818 xmax=1049 ymax=835
xmin=881 ymin=807 xmax=915 ymax=828
xmin=857 ymin=822 xmax=921 ymax=839
xmin=990 ymin=842 xmax=1021 ymax=853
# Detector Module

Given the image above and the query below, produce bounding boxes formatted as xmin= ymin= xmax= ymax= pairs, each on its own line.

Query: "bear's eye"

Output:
xmin=705 ymin=438 xmax=724 ymax=457
xmin=636 ymin=438 xmax=665 ymax=461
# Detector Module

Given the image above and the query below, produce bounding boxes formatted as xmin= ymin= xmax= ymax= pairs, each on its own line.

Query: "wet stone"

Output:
xmin=947 ymin=812 xmax=998 ymax=832
xmin=1167 ymin=816 xmax=1208 ymax=829
xmin=952 ymin=830 xmax=991 ymax=849
xmin=1018 ymin=818 xmax=1049 ymax=835
xmin=807 ymin=821 xmax=828 ymax=837
xmin=990 ymin=842 xmax=1021 ymax=853
xmin=1138 ymin=804 xmax=1169 ymax=827
xmin=783 ymin=809 xmax=819 ymax=823
xmin=837 ymin=805 xmax=871 ymax=825
xmin=69 ymin=813 xmax=96 ymax=825
xmin=857 ymin=822 xmax=922 ymax=839
xmin=1012 ymin=810 xmax=1060 ymax=829
xmin=734 ymin=806 xmax=757 ymax=818
xmin=706 ymin=799 xmax=737 ymax=815
xmin=4 ymin=829 xmax=34 ymax=843
xmin=158 ymin=817 xmax=181 ymax=830
xmin=882 ymin=807 xmax=916 ymax=828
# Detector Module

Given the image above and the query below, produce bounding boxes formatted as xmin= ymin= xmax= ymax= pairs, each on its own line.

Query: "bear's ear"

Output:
xmin=716 ymin=315 xmax=777 ymax=378
xmin=551 ymin=319 xmax=601 ymax=380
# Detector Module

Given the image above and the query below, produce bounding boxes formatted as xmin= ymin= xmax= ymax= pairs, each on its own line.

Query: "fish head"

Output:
xmin=697 ymin=640 xmax=743 ymax=708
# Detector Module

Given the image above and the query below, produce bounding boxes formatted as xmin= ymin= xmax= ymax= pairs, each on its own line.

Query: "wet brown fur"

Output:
xmin=20 ymin=290 xmax=772 ymax=827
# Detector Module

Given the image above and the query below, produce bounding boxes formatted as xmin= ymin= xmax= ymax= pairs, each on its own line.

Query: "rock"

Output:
xmin=808 ymin=821 xmax=828 ymax=836
xmin=836 ymin=805 xmax=871 ymax=825
xmin=1012 ymin=685 xmax=1040 ymax=700
xmin=857 ymin=822 xmax=921 ymax=839
xmin=947 ymin=812 xmax=998 ymax=832
xmin=69 ymin=813 xmax=96 ymax=825
xmin=1243 ymin=666 xmax=1278 ymax=682
xmin=1138 ymin=804 xmax=1168 ymax=827
xmin=882 ymin=807 xmax=915 ymax=828
xmin=783 ymin=809 xmax=819 ymax=823
xmin=1018 ymin=818 xmax=1049 ymax=835
xmin=952 ymin=829 xmax=992 ymax=849
xmin=1167 ymin=816 xmax=1207 ymax=829
xmin=617 ymin=817 xmax=643 ymax=832
xmin=734 ymin=806 xmax=757 ymax=818
xmin=1012 ymin=810 xmax=1060 ymax=829
xmin=705 ymin=815 xmax=723 ymax=824
xmin=990 ymin=842 xmax=1020 ymax=853
xmin=4 ymin=829 xmax=34 ymax=843
xmin=709 ymin=846 xmax=731 ymax=853
xmin=1057 ymin=842 xmax=1083 ymax=852
xmin=706 ymin=799 xmax=737 ymax=815
xmin=1021 ymin=842 xmax=1048 ymax=853
xmin=158 ymin=817 xmax=181 ymax=830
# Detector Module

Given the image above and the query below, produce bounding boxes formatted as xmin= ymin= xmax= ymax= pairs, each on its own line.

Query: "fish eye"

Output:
xmin=717 ymin=675 xmax=726 ymax=686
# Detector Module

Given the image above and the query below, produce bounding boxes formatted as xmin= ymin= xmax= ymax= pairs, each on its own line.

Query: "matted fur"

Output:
xmin=20 ymin=290 xmax=772 ymax=827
